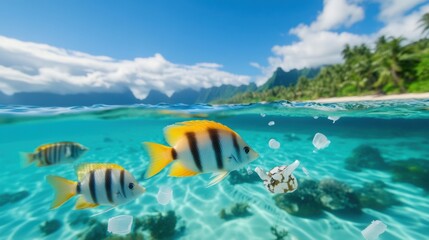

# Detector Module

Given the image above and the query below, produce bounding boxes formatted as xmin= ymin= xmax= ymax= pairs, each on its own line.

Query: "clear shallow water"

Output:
xmin=0 ymin=100 xmax=428 ymax=240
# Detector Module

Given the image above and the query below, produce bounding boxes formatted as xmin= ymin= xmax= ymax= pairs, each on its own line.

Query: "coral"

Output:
xmin=270 ymin=226 xmax=289 ymax=240
xmin=39 ymin=219 xmax=62 ymax=236
xmin=137 ymin=210 xmax=184 ymax=240
xmin=0 ymin=190 xmax=30 ymax=207
xmin=318 ymin=179 xmax=361 ymax=213
xmin=228 ymin=169 xmax=260 ymax=185
xmin=389 ymin=158 xmax=429 ymax=192
xmin=345 ymin=145 xmax=387 ymax=171
xmin=106 ymin=232 xmax=145 ymax=240
xmin=68 ymin=211 xmax=90 ymax=227
xmin=219 ymin=203 xmax=252 ymax=220
xmin=273 ymin=180 xmax=323 ymax=218
xmin=356 ymin=181 xmax=400 ymax=210
xmin=77 ymin=220 xmax=108 ymax=240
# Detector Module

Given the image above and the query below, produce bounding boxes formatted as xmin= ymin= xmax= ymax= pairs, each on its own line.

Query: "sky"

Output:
xmin=0 ymin=0 xmax=428 ymax=99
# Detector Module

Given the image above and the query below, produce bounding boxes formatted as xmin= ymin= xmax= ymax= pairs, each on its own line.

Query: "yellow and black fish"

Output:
xmin=21 ymin=142 xmax=88 ymax=167
xmin=143 ymin=120 xmax=259 ymax=186
xmin=46 ymin=163 xmax=146 ymax=209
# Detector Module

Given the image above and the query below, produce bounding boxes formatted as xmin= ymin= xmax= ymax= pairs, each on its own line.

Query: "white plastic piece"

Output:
xmin=328 ymin=116 xmax=340 ymax=123
xmin=312 ymin=133 xmax=330 ymax=150
xmin=255 ymin=167 xmax=268 ymax=180
xmin=268 ymin=121 xmax=275 ymax=126
xmin=361 ymin=220 xmax=387 ymax=240
xmin=313 ymin=116 xmax=319 ymax=119
xmin=302 ymin=166 xmax=310 ymax=177
xmin=108 ymin=215 xmax=133 ymax=235
xmin=281 ymin=160 xmax=300 ymax=177
xmin=260 ymin=113 xmax=266 ymax=117
xmin=268 ymin=139 xmax=280 ymax=149
xmin=246 ymin=166 xmax=253 ymax=175
xmin=157 ymin=186 xmax=173 ymax=205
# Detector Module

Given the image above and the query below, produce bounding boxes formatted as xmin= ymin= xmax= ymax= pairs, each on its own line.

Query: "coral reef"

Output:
xmin=219 ymin=203 xmax=252 ymax=220
xmin=68 ymin=211 xmax=90 ymax=227
xmin=106 ymin=233 xmax=145 ymax=240
xmin=0 ymin=190 xmax=30 ymax=207
xmin=345 ymin=145 xmax=387 ymax=171
xmin=389 ymin=158 xmax=429 ymax=192
xmin=77 ymin=219 xmax=108 ymax=240
xmin=273 ymin=180 xmax=323 ymax=218
xmin=39 ymin=219 xmax=62 ymax=236
xmin=228 ymin=169 xmax=260 ymax=185
xmin=270 ymin=226 xmax=289 ymax=240
xmin=318 ymin=179 xmax=361 ymax=213
xmin=136 ymin=210 xmax=185 ymax=240
xmin=356 ymin=180 xmax=400 ymax=210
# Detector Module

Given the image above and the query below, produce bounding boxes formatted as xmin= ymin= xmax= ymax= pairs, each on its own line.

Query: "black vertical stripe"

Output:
xmin=76 ymin=182 xmax=81 ymax=194
xmin=105 ymin=169 xmax=114 ymax=204
xmin=208 ymin=128 xmax=223 ymax=169
xmin=89 ymin=170 xmax=98 ymax=204
xmin=171 ymin=148 xmax=177 ymax=160
xmin=186 ymin=132 xmax=202 ymax=171
xmin=54 ymin=144 xmax=59 ymax=164
xmin=120 ymin=170 xmax=127 ymax=199
xmin=231 ymin=133 xmax=241 ymax=161
xmin=44 ymin=148 xmax=50 ymax=165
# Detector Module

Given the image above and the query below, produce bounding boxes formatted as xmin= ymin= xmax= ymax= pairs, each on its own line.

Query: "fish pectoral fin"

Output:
xmin=207 ymin=171 xmax=229 ymax=187
xmin=74 ymin=196 xmax=99 ymax=210
xmin=169 ymin=162 xmax=199 ymax=177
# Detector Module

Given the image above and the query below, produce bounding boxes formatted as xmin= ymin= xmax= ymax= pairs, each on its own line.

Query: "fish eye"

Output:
xmin=244 ymin=146 xmax=250 ymax=154
xmin=128 ymin=183 xmax=134 ymax=190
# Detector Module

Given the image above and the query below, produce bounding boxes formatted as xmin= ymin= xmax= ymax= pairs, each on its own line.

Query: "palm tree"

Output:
xmin=373 ymin=36 xmax=408 ymax=93
xmin=419 ymin=12 xmax=429 ymax=36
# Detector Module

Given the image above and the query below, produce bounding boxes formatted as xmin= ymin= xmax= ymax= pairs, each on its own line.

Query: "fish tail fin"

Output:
xmin=20 ymin=152 xmax=36 ymax=167
xmin=46 ymin=175 xmax=77 ymax=209
xmin=143 ymin=142 xmax=174 ymax=178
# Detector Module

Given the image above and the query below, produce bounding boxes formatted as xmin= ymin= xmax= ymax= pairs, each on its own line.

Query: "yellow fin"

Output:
xmin=75 ymin=196 xmax=99 ymax=210
xmin=46 ymin=175 xmax=77 ymax=209
xmin=207 ymin=171 xmax=229 ymax=187
xmin=20 ymin=152 xmax=36 ymax=168
xmin=143 ymin=142 xmax=174 ymax=178
xmin=164 ymin=120 xmax=237 ymax=146
xmin=169 ymin=161 xmax=199 ymax=177
xmin=76 ymin=163 xmax=124 ymax=181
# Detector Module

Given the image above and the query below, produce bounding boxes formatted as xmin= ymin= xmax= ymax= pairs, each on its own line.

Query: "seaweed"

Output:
xmin=318 ymin=179 xmax=361 ymax=213
xmin=219 ymin=202 xmax=252 ymax=220
xmin=356 ymin=180 xmax=400 ymax=210
xmin=136 ymin=210 xmax=185 ymax=240
xmin=228 ymin=169 xmax=260 ymax=185
xmin=388 ymin=158 xmax=429 ymax=192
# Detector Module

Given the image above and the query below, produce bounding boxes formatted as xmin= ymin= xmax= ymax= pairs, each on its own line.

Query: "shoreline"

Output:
xmin=310 ymin=92 xmax=429 ymax=103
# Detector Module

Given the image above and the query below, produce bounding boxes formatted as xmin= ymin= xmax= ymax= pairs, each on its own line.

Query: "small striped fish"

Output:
xmin=21 ymin=142 xmax=88 ymax=167
xmin=46 ymin=163 xmax=145 ymax=209
xmin=143 ymin=120 xmax=259 ymax=186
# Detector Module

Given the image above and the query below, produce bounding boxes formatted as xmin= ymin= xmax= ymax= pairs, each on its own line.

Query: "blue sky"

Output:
xmin=0 ymin=0 xmax=428 ymax=98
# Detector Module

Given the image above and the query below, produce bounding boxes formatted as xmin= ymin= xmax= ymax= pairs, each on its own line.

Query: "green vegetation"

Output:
xmin=217 ymin=14 xmax=429 ymax=103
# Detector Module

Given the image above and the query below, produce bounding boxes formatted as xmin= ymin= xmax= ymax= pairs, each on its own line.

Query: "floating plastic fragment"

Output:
xmin=313 ymin=116 xmax=319 ymax=119
xmin=246 ymin=166 xmax=253 ymax=175
xmin=268 ymin=139 xmax=280 ymax=149
xmin=268 ymin=121 xmax=275 ymax=126
xmin=302 ymin=166 xmax=310 ymax=177
xmin=157 ymin=186 xmax=173 ymax=205
xmin=361 ymin=220 xmax=387 ymax=240
xmin=312 ymin=133 xmax=330 ymax=150
xmin=108 ymin=215 xmax=133 ymax=235
xmin=260 ymin=113 xmax=266 ymax=117
xmin=328 ymin=116 xmax=340 ymax=123
xmin=255 ymin=160 xmax=300 ymax=194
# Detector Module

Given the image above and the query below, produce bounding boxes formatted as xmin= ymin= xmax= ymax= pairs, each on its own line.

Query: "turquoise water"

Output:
xmin=0 ymin=100 xmax=428 ymax=240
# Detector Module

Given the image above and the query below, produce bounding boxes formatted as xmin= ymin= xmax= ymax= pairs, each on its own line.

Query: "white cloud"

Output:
xmin=0 ymin=35 xmax=250 ymax=99
xmin=253 ymin=0 xmax=429 ymax=84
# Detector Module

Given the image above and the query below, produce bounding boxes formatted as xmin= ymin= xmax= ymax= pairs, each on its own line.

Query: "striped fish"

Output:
xmin=143 ymin=120 xmax=259 ymax=186
xmin=21 ymin=142 xmax=88 ymax=167
xmin=46 ymin=163 xmax=145 ymax=210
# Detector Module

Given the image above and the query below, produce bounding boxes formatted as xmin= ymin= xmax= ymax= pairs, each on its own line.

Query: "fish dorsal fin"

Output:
xmin=76 ymin=163 xmax=124 ymax=181
xmin=164 ymin=120 xmax=237 ymax=146
xmin=75 ymin=196 xmax=99 ymax=210
xmin=169 ymin=161 xmax=199 ymax=177
xmin=36 ymin=143 xmax=52 ymax=152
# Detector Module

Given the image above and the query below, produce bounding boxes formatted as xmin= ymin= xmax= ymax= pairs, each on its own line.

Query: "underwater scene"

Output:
xmin=0 ymin=100 xmax=428 ymax=240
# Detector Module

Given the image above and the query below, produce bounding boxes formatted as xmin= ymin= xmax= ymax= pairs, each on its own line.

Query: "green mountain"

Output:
xmin=258 ymin=67 xmax=320 ymax=91
xmin=196 ymin=83 xmax=257 ymax=103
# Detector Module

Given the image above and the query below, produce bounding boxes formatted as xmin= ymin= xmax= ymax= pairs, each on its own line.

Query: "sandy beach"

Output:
xmin=312 ymin=92 xmax=429 ymax=103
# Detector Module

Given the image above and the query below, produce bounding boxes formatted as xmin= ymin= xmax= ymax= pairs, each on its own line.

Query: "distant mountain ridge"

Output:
xmin=0 ymin=67 xmax=319 ymax=106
